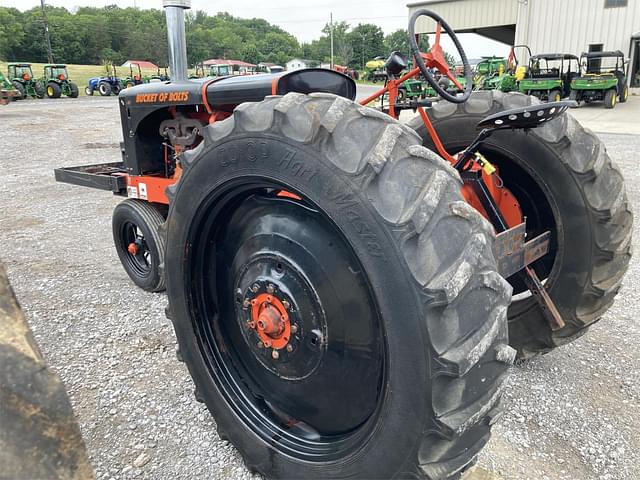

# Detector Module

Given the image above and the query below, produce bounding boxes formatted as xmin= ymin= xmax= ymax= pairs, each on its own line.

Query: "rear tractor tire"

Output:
xmin=47 ymin=82 xmax=62 ymax=99
xmin=408 ymin=91 xmax=632 ymax=358
xmin=12 ymin=81 xmax=25 ymax=100
xmin=34 ymin=81 xmax=45 ymax=99
xmin=68 ymin=82 xmax=79 ymax=98
xmin=112 ymin=199 xmax=167 ymax=293
xmin=164 ymin=93 xmax=514 ymax=479
xmin=604 ymin=88 xmax=617 ymax=109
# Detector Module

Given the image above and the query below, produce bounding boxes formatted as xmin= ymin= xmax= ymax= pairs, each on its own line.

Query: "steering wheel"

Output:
xmin=408 ymin=9 xmax=473 ymax=103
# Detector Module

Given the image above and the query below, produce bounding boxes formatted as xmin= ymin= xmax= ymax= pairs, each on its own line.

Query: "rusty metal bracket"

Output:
xmin=493 ymin=224 xmax=551 ymax=279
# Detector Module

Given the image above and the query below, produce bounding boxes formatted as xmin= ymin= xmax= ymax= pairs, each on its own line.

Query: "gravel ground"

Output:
xmin=1 ymin=96 xmax=638 ymax=480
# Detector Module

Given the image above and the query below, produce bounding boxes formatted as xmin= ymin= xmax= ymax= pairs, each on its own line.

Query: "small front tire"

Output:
xmin=112 ymin=199 xmax=167 ymax=292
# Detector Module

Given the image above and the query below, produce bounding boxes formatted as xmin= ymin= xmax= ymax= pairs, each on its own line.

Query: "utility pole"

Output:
xmin=361 ymin=34 xmax=365 ymax=71
xmin=330 ymin=12 xmax=334 ymax=69
xmin=40 ymin=0 xmax=53 ymax=63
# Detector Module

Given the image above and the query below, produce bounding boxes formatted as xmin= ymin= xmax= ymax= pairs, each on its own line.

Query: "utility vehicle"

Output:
xmin=86 ymin=65 xmax=123 ymax=96
xmin=55 ymin=4 xmax=632 ymax=479
xmin=7 ymin=63 xmax=45 ymax=99
xmin=519 ymin=54 xmax=579 ymax=102
xmin=41 ymin=64 xmax=79 ymax=98
xmin=570 ymin=50 xmax=629 ymax=108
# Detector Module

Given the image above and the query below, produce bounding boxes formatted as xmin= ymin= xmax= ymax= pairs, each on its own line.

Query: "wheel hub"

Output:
xmin=249 ymin=291 xmax=291 ymax=351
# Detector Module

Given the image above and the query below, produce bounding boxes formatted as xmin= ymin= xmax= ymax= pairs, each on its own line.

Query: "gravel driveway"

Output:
xmin=1 ymin=96 xmax=638 ymax=480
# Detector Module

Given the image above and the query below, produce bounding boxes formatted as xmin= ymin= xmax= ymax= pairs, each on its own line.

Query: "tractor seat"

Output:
xmin=205 ymin=68 xmax=356 ymax=107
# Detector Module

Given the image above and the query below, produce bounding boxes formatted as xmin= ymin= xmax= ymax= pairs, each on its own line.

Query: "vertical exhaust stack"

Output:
xmin=163 ymin=0 xmax=191 ymax=82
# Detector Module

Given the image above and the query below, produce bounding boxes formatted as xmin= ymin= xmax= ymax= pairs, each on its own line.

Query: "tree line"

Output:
xmin=0 ymin=5 xmax=428 ymax=69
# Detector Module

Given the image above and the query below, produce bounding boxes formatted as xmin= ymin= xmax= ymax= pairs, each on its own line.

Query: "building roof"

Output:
xmin=203 ymin=58 xmax=256 ymax=67
xmin=580 ymin=50 xmax=625 ymax=59
xmin=121 ymin=60 xmax=158 ymax=69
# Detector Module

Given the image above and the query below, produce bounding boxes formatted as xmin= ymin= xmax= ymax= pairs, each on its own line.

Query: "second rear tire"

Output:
xmin=408 ymin=91 xmax=632 ymax=358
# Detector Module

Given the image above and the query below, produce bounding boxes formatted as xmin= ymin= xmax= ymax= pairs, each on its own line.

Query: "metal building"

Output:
xmin=408 ymin=0 xmax=640 ymax=87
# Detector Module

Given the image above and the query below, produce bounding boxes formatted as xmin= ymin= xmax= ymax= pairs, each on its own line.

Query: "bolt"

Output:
xmin=282 ymin=300 xmax=291 ymax=310
xmin=251 ymin=283 xmax=259 ymax=293
xmin=264 ymin=340 xmax=272 ymax=348
xmin=272 ymin=349 xmax=280 ymax=360
xmin=286 ymin=345 xmax=293 ymax=353
xmin=266 ymin=284 xmax=275 ymax=294
xmin=256 ymin=341 xmax=264 ymax=349
xmin=243 ymin=299 xmax=251 ymax=309
xmin=248 ymin=321 xmax=256 ymax=329
xmin=290 ymin=324 xmax=298 ymax=334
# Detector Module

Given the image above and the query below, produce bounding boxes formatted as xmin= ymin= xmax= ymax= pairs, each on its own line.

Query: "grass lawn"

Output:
xmin=0 ymin=62 xmax=166 ymax=96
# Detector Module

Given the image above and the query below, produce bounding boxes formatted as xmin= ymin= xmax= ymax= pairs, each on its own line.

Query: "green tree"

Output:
xmin=347 ymin=23 xmax=384 ymax=70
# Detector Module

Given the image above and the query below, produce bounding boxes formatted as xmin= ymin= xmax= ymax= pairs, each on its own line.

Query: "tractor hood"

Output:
xmin=118 ymin=68 xmax=356 ymax=114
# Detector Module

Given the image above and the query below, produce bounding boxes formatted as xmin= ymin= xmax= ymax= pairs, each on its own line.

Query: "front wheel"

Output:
xmin=408 ymin=91 xmax=632 ymax=358
xmin=85 ymin=86 xmax=93 ymax=96
xmin=164 ymin=93 xmax=513 ymax=479
xmin=604 ymin=88 xmax=617 ymax=109
xmin=548 ymin=89 xmax=562 ymax=102
xmin=112 ymin=199 xmax=167 ymax=292
xmin=98 ymin=82 xmax=112 ymax=96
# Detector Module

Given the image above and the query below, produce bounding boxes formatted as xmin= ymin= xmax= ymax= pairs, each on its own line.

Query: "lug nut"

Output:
xmin=282 ymin=300 xmax=291 ymax=310
xmin=286 ymin=345 xmax=293 ymax=353
xmin=242 ymin=299 xmax=251 ymax=309
xmin=257 ymin=341 xmax=264 ymax=349
xmin=290 ymin=324 xmax=298 ymax=334
xmin=251 ymin=283 xmax=259 ymax=293
xmin=272 ymin=350 xmax=280 ymax=360
xmin=266 ymin=284 xmax=275 ymax=294
xmin=264 ymin=340 xmax=272 ymax=348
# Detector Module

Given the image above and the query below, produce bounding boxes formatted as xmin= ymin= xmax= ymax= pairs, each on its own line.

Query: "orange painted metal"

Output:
xmin=250 ymin=293 xmax=291 ymax=350
xmin=127 ymin=243 xmax=138 ymax=255
xmin=276 ymin=190 xmax=302 ymax=201
xmin=127 ymin=175 xmax=174 ymax=205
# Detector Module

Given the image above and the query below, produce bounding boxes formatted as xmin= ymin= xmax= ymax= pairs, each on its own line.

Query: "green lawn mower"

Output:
xmin=7 ymin=63 xmax=45 ymax=99
xmin=519 ymin=54 xmax=579 ymax=102
xmin=41 ymin=64 xmax=79 ymax=98
xmin=570 ymin=50 xmax=629 ymax=108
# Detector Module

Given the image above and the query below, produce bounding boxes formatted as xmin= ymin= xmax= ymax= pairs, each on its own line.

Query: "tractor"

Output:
xmin=570 ymin=50 xmax=629 ymax=108
xmin=150 ymin=66 xmax=170 ymax=82
xmin=122 ymin=63 xmax=151 ymax=88
xmin=7 ymin=63 xmax=45 ymax=99
xmin=54 ymin=4 xmax=632 ymax=479
xmin=41 ymin=64 xmax=79 ymax=98
xmin=0 ymin=70 xmax=19 ymax=105
xmin=519 ymin=54 xmax=579 ymax=102
xmin=365 ymin=56 xmax=388 ymax=82
xmin=86 ymin=65 xmax=123 ymax=96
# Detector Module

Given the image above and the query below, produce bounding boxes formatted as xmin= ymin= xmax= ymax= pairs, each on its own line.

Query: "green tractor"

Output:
xmin=0 ymin=70 xmax=19 ymax=105
xmin=570 ymin=50 xmax=629 ymax=109
xmin=519 ymin=54 xmax=579 ymax=102
xmin=7 ymin=63 xmax=45 ymax=99
xmin=41 ymin=64 xmax=79 ymax=98
xmin=121 ymin=63 xmax=149 ymax=89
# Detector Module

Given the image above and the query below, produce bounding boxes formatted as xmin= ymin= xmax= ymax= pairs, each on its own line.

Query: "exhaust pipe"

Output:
xmin=163 ymin=0 xmax=191 ymax=82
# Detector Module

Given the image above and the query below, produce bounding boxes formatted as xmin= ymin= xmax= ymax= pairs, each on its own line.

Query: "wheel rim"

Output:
xmin=119 ymin=221 xmax=152 ymax=277
xmin=186 ymin=182 xmax=386 ymax=460
xmin=47 ymin=86 xmax=53 ymax=96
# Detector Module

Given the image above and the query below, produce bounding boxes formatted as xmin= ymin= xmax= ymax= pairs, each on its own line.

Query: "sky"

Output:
xmin=0 ymin=0 xmax=511 ymax=59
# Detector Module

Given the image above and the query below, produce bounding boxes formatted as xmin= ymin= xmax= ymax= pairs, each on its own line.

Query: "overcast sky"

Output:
xmin=0 ymin=0 xmax=510 ymax=59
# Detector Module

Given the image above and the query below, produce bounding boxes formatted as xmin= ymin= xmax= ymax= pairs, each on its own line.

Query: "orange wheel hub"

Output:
xmin=127 ymin=242 xmax=138 ymax=255
xmin=250 ymin=293 xmax=291 ymax=350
